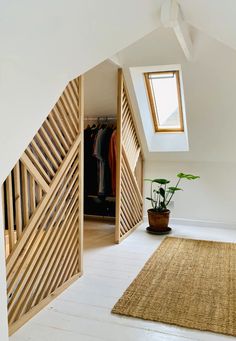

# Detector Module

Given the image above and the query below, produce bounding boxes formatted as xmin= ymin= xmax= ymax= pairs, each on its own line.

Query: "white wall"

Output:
xmin=144 ymin=161 xmax=236 ymax=225
xmin=84 ymin=60 xmax=118 ymax=117
xmin=118 ymin=27 xmax=236 ymax=225
xmin=0 ymin=0 xmax=161 ymax=186
xmin=0 ymin=2 xmax=161 ymax=337
xmin=129 ymin=64 xmax=189 ymax=152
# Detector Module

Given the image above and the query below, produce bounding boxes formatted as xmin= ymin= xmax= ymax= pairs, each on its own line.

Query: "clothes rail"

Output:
xmin=84 ymin=116 xmax=116 ymax=121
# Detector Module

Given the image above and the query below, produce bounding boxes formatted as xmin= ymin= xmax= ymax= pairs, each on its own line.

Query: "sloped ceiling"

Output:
xmin=1 ymin=0 xmax=236 ymax=185
xmin=0 ymin=0 xmax=161 ymax=185
xmin=119 ymin=26 xmax=236 ymax=164
xmin=84 ymin=60 xmax=118 ymax=117
xmin=179 ymin=0 xmax=236 ymax=50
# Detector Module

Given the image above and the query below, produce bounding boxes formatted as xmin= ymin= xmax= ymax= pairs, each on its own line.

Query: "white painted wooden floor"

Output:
xmin=11 ymin=219 xmax=236 ymax=341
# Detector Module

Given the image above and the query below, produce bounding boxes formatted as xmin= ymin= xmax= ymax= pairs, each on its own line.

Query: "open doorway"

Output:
xmin=83 ymin=60 xmax=118 ymax=249
xmin=83 ymin=60 xmax=144 ymax=257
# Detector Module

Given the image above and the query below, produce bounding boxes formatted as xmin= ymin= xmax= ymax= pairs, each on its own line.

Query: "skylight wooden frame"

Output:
xmin=144 ymin=70 xmax=184 ymax=133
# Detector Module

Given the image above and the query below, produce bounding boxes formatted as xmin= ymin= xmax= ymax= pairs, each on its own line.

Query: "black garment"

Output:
xmin=84 ymin=126 xmax=98 ymax=196
xmin=94 ymin=127 xmax=113 ymax=196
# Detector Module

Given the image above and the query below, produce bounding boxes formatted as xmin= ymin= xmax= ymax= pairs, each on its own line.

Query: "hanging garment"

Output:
xmin=93 ymin=127 xmax=113 ymax=196
xmin=84 ymin=126 xmax=98 ymax=195
xmin=109 ymin=129 xmax=117 ymax=196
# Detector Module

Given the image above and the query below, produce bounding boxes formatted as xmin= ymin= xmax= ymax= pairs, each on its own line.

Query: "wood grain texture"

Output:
xmin=115 ymin=70 xmax=143 ymax=243
xmin=2 ymin=77 xmax=83 ymax=335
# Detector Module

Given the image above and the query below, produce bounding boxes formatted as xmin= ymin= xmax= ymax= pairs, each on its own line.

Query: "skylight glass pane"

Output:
xmin=145 ymin=70 xmax=184 ymax=132
xmin=150 ymin=72 xmax=181 ymax=129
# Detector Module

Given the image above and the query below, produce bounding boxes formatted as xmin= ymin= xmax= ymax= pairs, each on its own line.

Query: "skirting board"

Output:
xmin=143 ymin=215 xmax=236 ymax=230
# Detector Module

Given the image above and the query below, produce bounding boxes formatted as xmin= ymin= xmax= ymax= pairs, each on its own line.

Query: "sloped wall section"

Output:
xmin=0 ymin=0 xmax=160 ymax=186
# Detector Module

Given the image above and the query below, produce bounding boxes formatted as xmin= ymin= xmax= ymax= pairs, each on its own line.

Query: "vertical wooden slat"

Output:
xmin=78 ymin=75 xmax=84 ymax=273
xmin=6 ymin=174 xmax=15 ymax=251
xmin=2 ymin=187 xmax=8 ymax=257
xmin=26 ymin=194 xmax=78 ymax=311
xmin=7 ymin=157 xmax=78 ymax=299
xmin=21 ymin=163 xmax=29 ymax=227
xmin=29 ymin=175 xmax=36 ymax=214
xmin=2 ymin=76 xmax=83 ymax=335
xmin=8 ymin=169 xmax=79 ymax=323
xmin=24 ymin=149 xmax=52 ymax=185
xmin=13 ymin=162 xmax=22 ymax=238
xmin=115 ymin=69 xmax=123 ymax=243
xmin=115 ymin=69 xmax=143 ymax=243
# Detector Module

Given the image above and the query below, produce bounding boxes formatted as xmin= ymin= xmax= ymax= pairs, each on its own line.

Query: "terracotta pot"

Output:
xmin=147 ymin=209 xmax=170 ymax=231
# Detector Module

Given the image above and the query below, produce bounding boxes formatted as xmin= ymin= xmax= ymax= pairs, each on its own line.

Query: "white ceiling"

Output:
xmin=0 ymin=0 xmax=161 ymax=185
xmin=119 ymin=26 xmax=236 ymax=163
xmin=179 ymin=0 xmax=236 ymax=50
xmin=1 ymin=0 xmax=236 ymax=185
xmin=84 ymin=60 xmax=118 ymax=117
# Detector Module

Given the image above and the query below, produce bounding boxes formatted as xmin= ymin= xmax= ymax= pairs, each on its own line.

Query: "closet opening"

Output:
xmin=83 ymin=60 xmax=118 ymax=248
xmin=83 ymin=60 xmax=144 ymax=255
xmin=1 ymin=61 xmax=143 ymax=334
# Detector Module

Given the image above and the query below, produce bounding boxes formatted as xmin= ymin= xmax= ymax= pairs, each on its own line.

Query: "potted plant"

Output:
xmin=145 ymin=173 xmax=200 ymax=234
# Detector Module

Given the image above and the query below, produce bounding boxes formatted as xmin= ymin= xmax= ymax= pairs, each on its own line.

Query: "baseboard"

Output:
xmin=143 ymin=215 xmax=236 ymax=230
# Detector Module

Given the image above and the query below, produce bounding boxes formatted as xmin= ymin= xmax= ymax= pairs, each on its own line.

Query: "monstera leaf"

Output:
xmin=168 ymin=187 xmax=183 ymax=193
xmin=177 ymin=173 xmax=200 ymax=180
xmin=145 ymin=172 xmax=200 ymax=211
xmin=152 ymin=179 xmax=170 ymax=185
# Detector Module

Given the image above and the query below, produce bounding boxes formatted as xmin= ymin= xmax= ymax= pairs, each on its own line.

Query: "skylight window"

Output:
xmin=144 ymin=70 xmax=184 ymax=133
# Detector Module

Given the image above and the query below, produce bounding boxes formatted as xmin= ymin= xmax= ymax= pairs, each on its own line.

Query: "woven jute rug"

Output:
xmin=112 ymin=237 xmax=236 ymax=336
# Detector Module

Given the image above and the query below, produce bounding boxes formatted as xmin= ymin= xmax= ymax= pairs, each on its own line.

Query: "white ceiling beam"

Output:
xmin=161 ymin=0 xmax=193 ymax=61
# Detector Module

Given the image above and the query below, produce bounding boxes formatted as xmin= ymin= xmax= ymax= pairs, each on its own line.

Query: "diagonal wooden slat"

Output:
xmin=21 ymin=153 xmax=50 ymax=192
xmin=48 ymin=111 xmax=71 ymax=151
xmin=55 ymin=100 xmax=76 ymax=141
xmin=39 ymin=126 xmax=63 ymax=164
xmin=51 ymin=107 xmax=72 ymax=147
xmin=35 ymin=133 xmax=59 ymax=170
xmin=116 ymin=70 xmax=143 ymax=243
xmin=26 ymin=194 xmax=79 ymax=312
xmin=2 ymin=76 xmax=84 ymax=335
xmin=7 ymin=156 xmax=79 ymax=297
xmin=7 ymin=135 xmax=80 ymax=274
xmin=8 ymin=167 xmax=79 ymax=323
xmin=63 ymin=87 xmax=79 ymax=132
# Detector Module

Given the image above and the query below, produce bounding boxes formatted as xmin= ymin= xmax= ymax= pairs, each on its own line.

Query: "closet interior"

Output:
xmin=1 ymin=60 xmax=143 ymax=335
xmin=83 ymin=60 xmax=144 ymax=245
xmin=84 ymin=116 xmax=117 ymax=218
xmin=83 ymin=60 xmax=118 ymax=243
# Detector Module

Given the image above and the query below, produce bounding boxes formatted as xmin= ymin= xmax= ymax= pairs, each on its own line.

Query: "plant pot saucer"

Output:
xmin=146 ymin=226 xmax=172 ymax=235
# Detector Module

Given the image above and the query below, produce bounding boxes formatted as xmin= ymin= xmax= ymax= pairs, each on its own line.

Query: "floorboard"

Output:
xmin=11 ymin=218 xmax=236 ymax=341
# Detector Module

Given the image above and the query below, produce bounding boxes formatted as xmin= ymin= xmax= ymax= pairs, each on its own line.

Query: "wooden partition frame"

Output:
xmin=115 ymin=69 xmax=143 ymax=243
xmin=2 ymin=76 xmax=84 ymax=335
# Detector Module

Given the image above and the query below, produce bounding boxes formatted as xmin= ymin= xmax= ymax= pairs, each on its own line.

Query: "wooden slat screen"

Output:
xmin=2 ymin=76 xmax=84 ymax=335
xmin=116 ymin=70 xmax=143 ymax=243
